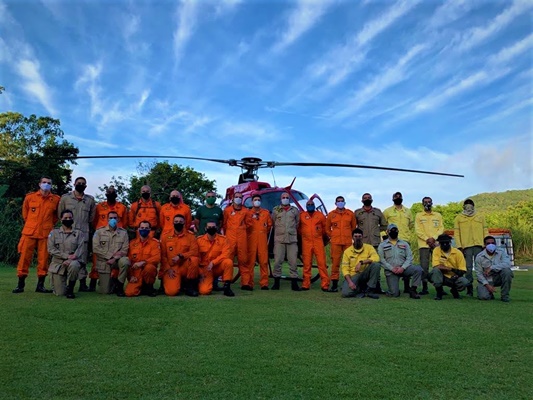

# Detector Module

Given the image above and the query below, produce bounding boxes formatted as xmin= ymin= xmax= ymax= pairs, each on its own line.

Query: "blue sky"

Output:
xmin=1 ymin=0 xmax=531 ymax=211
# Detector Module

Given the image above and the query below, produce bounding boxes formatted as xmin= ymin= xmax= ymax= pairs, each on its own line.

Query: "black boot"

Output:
xmin=409 ymin=286 xmax=420 ymax=299
xmin=35 ymin=276 xmax=52 ymax=293
xmin=330 ymin=279 xmax=338 ymax=292
xmin=213 ymin=278 xmax=224 ymax=292
xmin=146 ymin=284 xmax=157 ymax=297
xmin=403 ymin=277 xmax=410 ymax=294
xmin=223 ymin=282 xmax=235 ymax=297
xmin=434 ymin=286 xmax=444 ymax=300
xmin=419 ymin=281 xmax=429 ymax=295
xmin=374 ymin=280 xmax=386 ymax=294
xmin=115 ymin=280 xmax=125 ymax=297
xmin=88 ymin=278 xmax=97 ymax=292
xmin=185 ymin=279 xmax=199 ymax=297
xmin=78 ymin=278 xmax=90 ymax=292
xmin=450 ymin=286 xmax=460 ymax=299
xmin=271 ymin=277 xmax=281 ymax=290
xmin=291 ymin=278 xmax=302 ymax=292
xmin=365 ymin=288 xmax=379 ymax=299
xmin=466 ymin=285 xmax=473 ymax=296
xmin=12 ymin=276 xmax=26 ymax=294
xmin=66 ymin=280 xmax=76 ymax=299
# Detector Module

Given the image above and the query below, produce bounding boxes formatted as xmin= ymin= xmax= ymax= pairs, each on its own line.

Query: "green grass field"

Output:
xmin=1 ymin=264 xmax=531 ymax=400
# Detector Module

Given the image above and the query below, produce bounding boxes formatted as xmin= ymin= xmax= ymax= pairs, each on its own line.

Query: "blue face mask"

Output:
xmin=108 ymin=218 xmax=118 ymax=229
xmin=486 ymin=243 xmax=497 ymax=253
xmin=306 ymin=205 xmax=316 ymax=212
xmin=336 ymin=201 xmax=345 ymax=209
xmin=139 ymin=229 xmax=150 ymax=238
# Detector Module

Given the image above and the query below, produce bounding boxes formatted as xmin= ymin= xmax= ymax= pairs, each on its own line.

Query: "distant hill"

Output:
xmin=468 ymin=189 xmax=533 ymax=212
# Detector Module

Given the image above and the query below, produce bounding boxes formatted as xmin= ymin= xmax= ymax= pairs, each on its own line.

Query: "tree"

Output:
xmin=97 ymin=176 xmax=131 ymax=205
xmin=0 ymin=112 xmax=79 ymax=197
xmin=126 ymin=161 xmax=217 ymax=210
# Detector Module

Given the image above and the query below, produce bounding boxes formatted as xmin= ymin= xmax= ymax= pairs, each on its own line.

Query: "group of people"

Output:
xmin=12 ymin=177 xmax=514 ymax=302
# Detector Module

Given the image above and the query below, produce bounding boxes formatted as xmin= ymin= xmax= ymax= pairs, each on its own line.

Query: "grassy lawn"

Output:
xmin=0 ymin=264 xmax=531 ymax=400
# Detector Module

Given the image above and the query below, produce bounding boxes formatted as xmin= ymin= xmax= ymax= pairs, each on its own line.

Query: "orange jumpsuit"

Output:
xmin=125 ymin=237 xmax=161 ymax=297
xmin=17 ymin=191 xmax=60 ymax=278
xmin=326 ymin=208 xmax=356 ymax=280
xmin=129 ymin=198 xmax=162 ymax=231
xmin=223 ymin=205 xmax=249 ymax=286
xmin=299 ymin=211 xmax=330 ymax=290
xmin=246 ymin=208 xmax=272 ymax=288
xmin=160 ymin=231 xmax=199 ymax=296
xmin=90 ymin=201 xmax=129 ymax=280
xmin=159 ymin=202 xmax=193 ymax=235
xmin=197 ymin=234 xmax=233 ymax=295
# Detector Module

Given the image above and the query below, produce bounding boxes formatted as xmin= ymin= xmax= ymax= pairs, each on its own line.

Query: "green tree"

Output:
xmin=97 ymin=176 xmax=131 ymax=206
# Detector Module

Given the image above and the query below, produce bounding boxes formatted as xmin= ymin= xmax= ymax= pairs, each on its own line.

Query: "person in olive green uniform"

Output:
xmin=47 ymin=210 xmax=85 ymax=299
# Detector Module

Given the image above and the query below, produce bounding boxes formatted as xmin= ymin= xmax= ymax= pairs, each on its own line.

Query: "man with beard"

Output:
xmin=341 ymin=228 xmax=381 ymax=299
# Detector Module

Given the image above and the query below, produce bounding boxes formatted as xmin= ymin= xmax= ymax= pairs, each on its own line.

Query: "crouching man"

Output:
xmin=429 ymin=234 xmax=469 ymax=300
xmin=47 ymin=210 xmax=85 ymax=299
xmin=341 ymin=228 xmax=381 ymax=299
xmin=125 ymin=221 xmax=161 ymax=297
xmin=92 ymin=211 xmax=130 ymax=296
xmin=475 ymin=236 xmax=514 ymax=303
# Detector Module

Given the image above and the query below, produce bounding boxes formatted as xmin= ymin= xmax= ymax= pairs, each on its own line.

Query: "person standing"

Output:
xmin=58 ymin=176 xmax=96 ymax=292
xmin=326 ymin=196 xmax=357 ymax=292
xmin=12 ymin=176 xmax=60 ymax=294
xmin=245 ymin=195 xmax=272 ymax=290
xmin=454 ymin=199 xmax=489 ymax=296
xmin=475 ymin=236 xmax=514 ymax=302
xmin=354 ymin=193 xmax=388 ymax=248
xmin=194 ymin=191 xmax=223 ymax=235
xmin=383 ymin=192 xmax=412 ymax=241
xmin=129 ymin=185 xmax=162 ymax=238
xmin=159 ymin=190 xmax=192 ymax=235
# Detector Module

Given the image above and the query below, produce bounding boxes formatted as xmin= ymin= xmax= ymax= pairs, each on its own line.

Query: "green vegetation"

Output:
xmin=0 ymin=265 xmax=531 ymax=399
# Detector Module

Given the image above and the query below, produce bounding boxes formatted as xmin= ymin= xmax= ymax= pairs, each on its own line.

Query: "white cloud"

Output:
xmin=173 ymin=0 xmax=198 ymax=64
xmin=427 ymin=0 xmax=474 ymax=29
xmin=214 ymin=0 xmax=242 ymax=16
xmin=488 ymin=32 xmax=533 ymax=65
xmin=17 ymin=58 xmax=56 ymax=116
xmin=148 ymin=110 xmax=212 ymax=136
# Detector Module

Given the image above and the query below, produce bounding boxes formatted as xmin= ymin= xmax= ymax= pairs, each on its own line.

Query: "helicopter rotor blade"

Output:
xmin=70 ymin=155 xmax=234 ymax=165
xmin=269 ymin=162 xmax=464 ymax=178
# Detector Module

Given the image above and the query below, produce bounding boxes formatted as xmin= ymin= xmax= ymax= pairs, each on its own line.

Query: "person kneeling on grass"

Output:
xmin=341 ymin=228 xmax=381 ymax=299
xmin=125 ymin=221 xmax=161 ymax=297
xmin=474 ymin=236 xmax=514 ymax=303
xmin=429 ymin=234 xmax=469 ymax=300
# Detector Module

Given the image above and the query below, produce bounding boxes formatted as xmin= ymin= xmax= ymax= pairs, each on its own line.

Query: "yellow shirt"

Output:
xmin=432 ymin=247 xmax=466 ymax=278
xmin=383 ymin=205 xmax=412 ymax=240
xmin=415 ymin=211 xmax=444 ymax=249
xmin=453 ymin=213 xmax=488 ymax=248
xmin=341 ymin=244 xmax=380 ymax=277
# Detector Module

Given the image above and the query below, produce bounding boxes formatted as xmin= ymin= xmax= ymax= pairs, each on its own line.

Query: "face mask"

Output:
xmin=363 ymin=199 xmax=372 ymax=207
xmin=170 ymin=197 xmax=180 ymax=205
xmin=393 ymin=198 xmax=403 ymax=205
xmin=174 ymin=222 xmax=184 ymax=232
xmin=40 ymin=183 xmax=52 ymax=191
xmin=306 ymin=205 xmax=315 ymax=212
xmin=464 ymin=204 xmax=475 ymax=215
xmin=139 ymin=229 xmax=150 ymax=238
xmin=354 ymin=239 xmax=363 ymax=249
xmin=281 ymin=198 xmax=290 ymax=206
xmin=75 ymin=184 xmax=86 ymax=193
xmin=486 ymin=243 xmax=497 ymax=253
xmin=206 ymin=227 xmax=217 ymax=235
xmin=423 ymin=202 xmax=432 ymax=211
xmin=106 ymin=193 xmax=117 ymax=203
xmin=440 ymin=242 xmax=451 ymax=252
xmin=336 ymin=201 xmax=345 ymax=209
xmin=141 ymin=192 xmax=151 ymax=200
xmin=206 ymin=197 xmax=216 ymax=205
xmin=388 ymin=230 xmax=399 ymax=240
xmin=108 ymin=218 xmax=118 ymax=229
xmin=253 ymin=200 xmax=261 ymax=208
xmin=234 ymin=198 xmax=243 ymax=205
xmin=62 ymin=219 xmax=74 ymax=228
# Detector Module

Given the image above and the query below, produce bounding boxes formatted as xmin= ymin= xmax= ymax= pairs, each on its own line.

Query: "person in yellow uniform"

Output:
xmin=429 ymin=234 xmax=468 ymax=300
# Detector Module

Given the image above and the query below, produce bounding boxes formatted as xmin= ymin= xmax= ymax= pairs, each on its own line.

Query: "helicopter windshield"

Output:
xmin=244 ymin=190 xmax=308 ymax=212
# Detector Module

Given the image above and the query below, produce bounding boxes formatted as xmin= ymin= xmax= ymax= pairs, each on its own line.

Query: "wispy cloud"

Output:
xmin=17 ymin=58 xmax=56 ymax=115
xmin=214 ymin=0 xmax=242 ymax=16
xmin=64 ymin=134 xmax=120 ymax=149
xmin=272 ymin=0 xmax=334 ymax=53
xmin=427 ymin=0 xmax=475 ymax=29
xmin=148 ymin=110 xmax=212 ymax=136
xmin=173 ymin=0 xmax=198 ymax=64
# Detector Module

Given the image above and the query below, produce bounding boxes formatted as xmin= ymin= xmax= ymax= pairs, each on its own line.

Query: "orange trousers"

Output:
xmin=228 ymin=237 xmax=248 ymax=287
xmin=301 ymin=241 xmax=330 ymax=290
xmin=162 ymin=257 xmax=200 ymax=296
xmin=246 ymin=238 xmax=269 ymax=288
xmin=199 ymin=259 xmax=233 ymax=295
xmin=330 ymin=243 xmax=351 ymax=281
xmin=125 ymin=264 xmax=158 ymax=297
xmin=17 ymin=236 xmax=49 ymax=278
xmin=90 ymin=254 xmax=119 ymax=279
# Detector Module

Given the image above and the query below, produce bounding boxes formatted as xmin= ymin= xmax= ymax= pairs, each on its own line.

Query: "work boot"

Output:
xmin=213 ymin=278 xmax=224 ymax=292
xmin=365 ymin=288 xmax=379 ymax=299
xmin=88 ymin=278 xmax=97 ymax=292
xmin=66 ymin=280 xmax=76 ymax=299
xmin=409 ymin=287 xmax=421 ymax=299
xmin=403 ymin=277 xmax=410 ymax=294
xmin=35 ymin=276 xmax=52 ymax=293
xmin=185 ymin=279 xmax=199 ymax=297
xmin=261 ymin=286 xmax=269 ymax=290
xmin=450 ymin=286 xmax=460 ymax=299
xmin=241 ymin=285 xmax=253 ymax=291
xmin=271 ymin=277 xmax=280 ymax=290
xmin=223 ymin=282 xmax=235 ymax=297
xmin=466 ymin=285 xmax=473 ymax=296
xmin=291 ymin=278 xmax=302 ymax=292
xmin=419 ymin=282 xmax=429 ymax=295
xmin=330 ymin=279 xmax=339 ymax=292
xmin=146 ymin=284 xmax=157 ymax=297
xmin=434 ymin=286 xmax=444 ymax=300
xmin=78 ymin=278 xmax=90 ymax=292
xmin=115 ymin=280 xmax=125 ymax=297
xmin=157 ymin=278 xmax=165 ymax=294
xmin=374 ymin=280 xmax=386 ymax=294
xmin=12 ymin=276 xmax=26 ymax=294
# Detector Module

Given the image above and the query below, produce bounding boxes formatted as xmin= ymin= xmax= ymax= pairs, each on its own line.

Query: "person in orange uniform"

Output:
xmin=326 ymin=196 xmax=357 ymax=292
xmin=245 ymin=195 xmax=272 ymax=290
xmin=159 ymin=190 xmax=192 ymax=235
xmin=125 ymin=221 xmax=161 ymax=297
xmin=88 ymin=185 xmax=129 ymax=291
xmin=298 ymin=199 xmax=330 ymax=291
xmin=197 ymin=221 xmax=235 ymax=297
xmin=129 ymin=185 xmax=162 ymax=238
xmin=223 ymin=192 xmax=250 ymax=291
xmin=160 ymin=214 xmax=199 ymax=297
xmin=13 ymin=176 xmax=60 ymax=294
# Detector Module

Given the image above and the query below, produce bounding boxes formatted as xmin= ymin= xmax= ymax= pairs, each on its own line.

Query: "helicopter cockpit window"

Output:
xmin=244 ymin=191 xmax=308 ymax=213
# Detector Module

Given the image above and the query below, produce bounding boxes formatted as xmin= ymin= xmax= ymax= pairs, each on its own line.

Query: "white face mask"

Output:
xmin=234 ymin=198 xmax=242 ymax=205
xmin=281 ymin=198 xmax=290 ymax=206
xmin=40 ymin=182 xmax=52 ymax=191
xmin=253 ymin=200 xmax=261 ymax=207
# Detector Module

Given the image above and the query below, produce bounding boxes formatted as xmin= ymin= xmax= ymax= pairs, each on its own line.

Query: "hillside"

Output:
xmin=468 ymin=189 xmax=533 ymax=212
